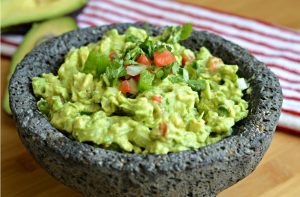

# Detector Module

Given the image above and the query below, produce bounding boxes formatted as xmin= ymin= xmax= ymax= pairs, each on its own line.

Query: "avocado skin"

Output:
xmin=1 ymin=0 xmax=86 ymax=28
xmin=3 ymin=17 xmax=77 ymax=114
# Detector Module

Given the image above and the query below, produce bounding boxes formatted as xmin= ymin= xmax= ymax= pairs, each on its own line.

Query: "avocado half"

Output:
xmin=1 ymin=0 xmax=86 ymax=28
xmin=3 ymin=17 xmax=77 ymax=114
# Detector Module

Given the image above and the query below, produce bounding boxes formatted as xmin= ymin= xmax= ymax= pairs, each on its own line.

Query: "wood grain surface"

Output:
xmin=1 ymin=0 xmax=300 ymax=196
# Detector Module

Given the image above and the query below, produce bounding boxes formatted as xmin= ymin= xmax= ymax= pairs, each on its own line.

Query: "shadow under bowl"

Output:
xmin=9 ymin=23 xmax=282 ymax=197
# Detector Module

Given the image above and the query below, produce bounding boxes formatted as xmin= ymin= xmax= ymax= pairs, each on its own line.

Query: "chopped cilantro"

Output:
xmin=124 ymin=46 xmax=144 ymax=61
xmin=138 ymin=70 xmax=155 ymax=91
xmin=180 ymin=23 xmax=193 ymax=40
xmin=140 ymin=37 xmax=155 ymax=57
xmin=105 ymin=60 xmax=126 ymax=82
xmin=168 ymin=75 xmax=184 ymax=83
xmin=187 ymin=80 xmax=206 ymax=91
xmin=159 ymin=23 xmax=193 ymax=43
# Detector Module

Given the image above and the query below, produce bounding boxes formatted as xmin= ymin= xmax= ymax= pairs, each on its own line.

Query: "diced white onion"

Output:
xmin=128 ymin=78 xmax=138 ymax=94
xmin=237 ymin=78 xmax=249 ymax=90
xmin=126 ymin=65 xmax=147 ymax=76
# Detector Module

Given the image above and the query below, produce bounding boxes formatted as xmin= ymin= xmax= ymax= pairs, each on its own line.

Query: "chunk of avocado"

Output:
xmin=3 ymin=17 xmax=77 ymax=114
xmin=1 ymin=0 xmax=86 ymax=28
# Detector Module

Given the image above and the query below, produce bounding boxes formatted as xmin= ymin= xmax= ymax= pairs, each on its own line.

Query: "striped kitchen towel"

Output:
xmin=1 ymin=0 xmax=300 ymax=134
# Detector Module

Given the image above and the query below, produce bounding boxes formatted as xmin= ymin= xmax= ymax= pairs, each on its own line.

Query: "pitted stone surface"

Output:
xmin=9 ymin=23 xmax=282 ymax=197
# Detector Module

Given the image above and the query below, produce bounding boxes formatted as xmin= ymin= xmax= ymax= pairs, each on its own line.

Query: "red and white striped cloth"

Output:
xmin=1 ymin=0 xmax=300 ymax=134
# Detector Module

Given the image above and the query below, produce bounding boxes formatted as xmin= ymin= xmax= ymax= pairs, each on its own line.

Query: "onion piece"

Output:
xmin=128 ymin=78 xmax=138 ymax=94
xmin=126 ymin=65 xmax=147 ymax=76
xmin=237 ymin=78 xmax=249 ymax=90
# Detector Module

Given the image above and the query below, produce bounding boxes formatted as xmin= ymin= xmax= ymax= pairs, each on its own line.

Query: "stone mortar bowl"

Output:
xmin=9 ymin=23 xmax=282 ymax=197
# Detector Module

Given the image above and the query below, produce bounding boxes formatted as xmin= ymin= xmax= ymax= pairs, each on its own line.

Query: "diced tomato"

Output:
xmin=120 ymin=80 xmax=131 ymax=94
xmin=137 ymin=54 xmax=152 ymax=66
xmin=208 ymin=57 xmax=223 ymax=73
xmin=153 ymin=50 xmax=176 ymax=67
xmin=151 ymin=95 xmax=163 ymax=104
xmin=160 ymin=122 xmax=168 ymax=137
xmin=182 ymin=54 xmax=194 ymax=65
xmin=109 ymin=51 xmax=117 ymax=61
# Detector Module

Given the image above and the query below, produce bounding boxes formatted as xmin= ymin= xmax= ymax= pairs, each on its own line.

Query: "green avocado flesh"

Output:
xmin=32 ymin=24 xmax=249 ymax=154
xmin=3 ymin=17 xmax=77 ymax=114
xmin=1 ymin=0 xmax=86 ymax=28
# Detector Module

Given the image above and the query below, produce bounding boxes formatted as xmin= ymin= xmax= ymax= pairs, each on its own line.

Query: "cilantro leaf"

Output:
xmin=126 ymin=35 xmax=138 ymax=43
xmin=160 ymin=26 xmax=181 ymax=43
xmin=187 ymin=80 xmax=205 ymax=91
xmin=192 ymin=60 xmax=205 ymax=77
xmin=168 ymin=66 xmax=205 ymax=92
xmin=105 ymin=60 xmax=126 ymax=82
xmin=177 ymin=67 xmax=190 ymax=81
xmin=159 ymin=23 xmax=193 ymax=43
xmin=124 ymin=46 xmax=143 ymax=61
xmin=140 ymin=37 xmax=155 ymax=57
xmin=180 ymin=23 xmax=193 ymax=40
xmin=124 ymin=59 xmax=138 ymax=66
xmin=138 ymin=70 xmax=155 ymax=91
xmin=168 ymin=75 xmax=184 ymax=83
xmin=161 ymin=64 xmax=173 ymax=80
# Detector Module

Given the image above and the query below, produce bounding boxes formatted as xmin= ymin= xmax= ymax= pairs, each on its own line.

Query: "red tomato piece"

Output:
xmin=182 ymin=54 xmax=194 ymax=65
xmin=160 ymin=122 xmax=168 ymax=137
xmin=151 ymin=95 xmax=163 ymax=104
xmin=136 ymin=54 xmax=152 ymax=65
xmin=153 ymin=50 xmax=176 ymax=67
xmin=120 ymin=80 xmax=131 ymax=94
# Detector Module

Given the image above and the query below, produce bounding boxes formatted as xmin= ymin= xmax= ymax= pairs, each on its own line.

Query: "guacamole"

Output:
xmin=32 ymin=24 xmax=249 ymax=154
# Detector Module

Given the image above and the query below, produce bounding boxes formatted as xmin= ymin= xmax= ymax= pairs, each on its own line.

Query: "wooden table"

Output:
xmin=1 ymin=0 xmax=300 ymax=196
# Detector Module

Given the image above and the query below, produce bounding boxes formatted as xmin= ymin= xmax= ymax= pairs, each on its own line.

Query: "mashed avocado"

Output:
xmin=32 ymin=24 xmax=249 ymax=154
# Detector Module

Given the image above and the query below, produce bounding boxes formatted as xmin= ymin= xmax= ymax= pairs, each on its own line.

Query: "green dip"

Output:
xmin=32 ymin=24 xmax=249 ymax=154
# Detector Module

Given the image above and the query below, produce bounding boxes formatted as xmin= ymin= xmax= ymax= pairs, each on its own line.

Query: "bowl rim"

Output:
xmin=9 ymin=23 xmax=282 ymax=173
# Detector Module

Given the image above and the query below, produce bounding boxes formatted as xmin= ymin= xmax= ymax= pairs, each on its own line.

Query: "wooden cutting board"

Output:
xmin=2 ymin=1 xmax=300 ymax=196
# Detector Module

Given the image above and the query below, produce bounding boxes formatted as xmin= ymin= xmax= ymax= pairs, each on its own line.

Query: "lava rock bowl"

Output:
xmin=9 ymin=23 xmax=282 ymax=197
